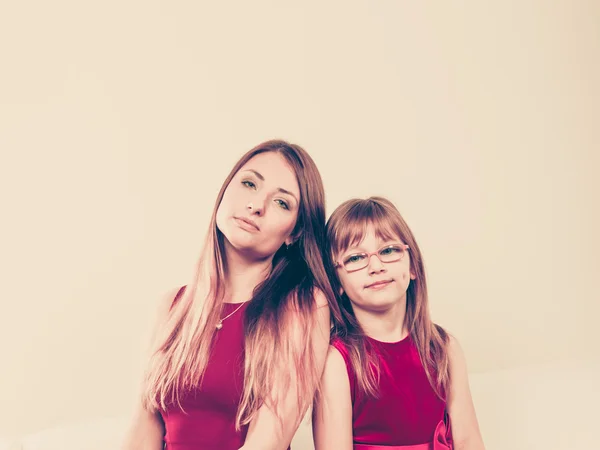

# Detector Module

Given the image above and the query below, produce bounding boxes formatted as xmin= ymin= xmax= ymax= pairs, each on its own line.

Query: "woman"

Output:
xmin=122 ymin=140 xmax=341 ymax=450
xmin=313 ymin=196 xmax=485 ymax=449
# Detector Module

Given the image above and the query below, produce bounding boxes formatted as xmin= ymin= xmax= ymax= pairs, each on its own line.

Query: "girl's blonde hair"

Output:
xmin=326 ymin=196 xmax=450 ymax=399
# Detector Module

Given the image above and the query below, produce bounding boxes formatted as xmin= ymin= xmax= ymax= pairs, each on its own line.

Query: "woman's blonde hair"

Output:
xmin=142 ymin=140 xmax=341 ymax=428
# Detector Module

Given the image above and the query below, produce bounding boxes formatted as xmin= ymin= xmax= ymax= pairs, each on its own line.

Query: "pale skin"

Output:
xmin=312 ymin=228 xmax=485 ymax=450
xmin=122 ymin=152 xmax=331 ymax=450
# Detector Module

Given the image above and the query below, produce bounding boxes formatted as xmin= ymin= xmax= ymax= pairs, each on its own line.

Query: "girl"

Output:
xmin=122 ymin=140 xmax=341 ymax=450
xmin=313 ymin=197 xmax=485 ymax=450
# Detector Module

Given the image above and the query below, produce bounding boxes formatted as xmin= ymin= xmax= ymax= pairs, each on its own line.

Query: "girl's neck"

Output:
xmin=353 ymin=297 xmax=409 ymax=343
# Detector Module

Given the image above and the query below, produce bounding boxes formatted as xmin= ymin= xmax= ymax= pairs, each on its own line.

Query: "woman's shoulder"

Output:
xmin=310 ymin=285 xmax=329 ymax=308
xmin=145 ymin=285 xmax=187 ymax=347
xmin=285 ymin=285 xmax=330 ymax=313
xmin=156 ymin=285 xmax=186 ymax=320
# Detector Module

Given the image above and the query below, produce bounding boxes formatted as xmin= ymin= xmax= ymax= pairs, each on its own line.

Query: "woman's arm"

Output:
xmin=121 ymin=405 xmax=165 ymax=450
xmin=121 ymin=286 xmax=180 ymax=450
xmin=240 ymin=289 xmax=331 ymax=450
xmin=446 ymin=335 xmax=486 ymax=450
xmin=312 ymin=346 xmax=354 ymax=450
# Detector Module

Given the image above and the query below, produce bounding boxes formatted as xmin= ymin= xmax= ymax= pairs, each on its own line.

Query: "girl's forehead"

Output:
xmin=335 ymin=220 xmax=402 ymax=254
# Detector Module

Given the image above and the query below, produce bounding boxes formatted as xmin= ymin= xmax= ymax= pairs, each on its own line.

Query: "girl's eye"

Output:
xmin=345 ymin=254 xmax=366 ymax=264
xmin=242 ymin=180 xmax=256 ymax=189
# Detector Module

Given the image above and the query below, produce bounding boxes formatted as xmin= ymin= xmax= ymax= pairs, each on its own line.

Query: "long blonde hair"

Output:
xmin=142 ymin=140 xmax=341 ymax=428
xmin=326 ymin=196 xmax=450 ymax=400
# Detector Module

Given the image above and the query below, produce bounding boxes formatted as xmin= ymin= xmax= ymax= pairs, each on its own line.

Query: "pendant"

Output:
xmin=216 ymin=322 xmax=223 ymax=330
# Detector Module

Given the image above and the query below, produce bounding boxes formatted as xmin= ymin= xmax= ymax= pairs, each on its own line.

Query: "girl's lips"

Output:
xmin=365 ymin=280 xmax=394 ymax=289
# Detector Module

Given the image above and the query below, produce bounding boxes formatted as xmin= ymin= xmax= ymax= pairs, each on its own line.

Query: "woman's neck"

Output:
xmin=223 ymin=242 xmax=273 ymax=303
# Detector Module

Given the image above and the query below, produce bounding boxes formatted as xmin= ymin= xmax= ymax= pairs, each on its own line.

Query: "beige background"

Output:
xmin=1 ymin=0 xmax=598 ymax=442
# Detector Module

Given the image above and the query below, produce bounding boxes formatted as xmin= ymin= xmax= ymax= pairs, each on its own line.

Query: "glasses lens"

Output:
xmin=379 ymin=246 xmax=405 ymax=262
xmin=343 ymin=253 xmax=368 ymax=271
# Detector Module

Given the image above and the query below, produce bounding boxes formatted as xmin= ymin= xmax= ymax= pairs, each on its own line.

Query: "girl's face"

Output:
xmin=216 ymin=151 xmax=300 ymax=260
xmin=335 ymin=225 xmax=415 ymax=313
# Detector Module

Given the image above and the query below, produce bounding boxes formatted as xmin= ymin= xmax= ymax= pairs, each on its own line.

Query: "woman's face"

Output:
xmin=216 ymin=151 xmax=301 ymax=260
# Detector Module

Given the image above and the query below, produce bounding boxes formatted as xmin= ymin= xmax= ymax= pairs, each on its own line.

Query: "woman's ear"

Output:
xmin=285 ymin=229 xmax=301 ymax=247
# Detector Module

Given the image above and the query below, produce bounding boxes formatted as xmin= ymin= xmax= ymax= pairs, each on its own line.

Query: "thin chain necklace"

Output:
xmin=216 ymin=302 xmax=246 ymax=330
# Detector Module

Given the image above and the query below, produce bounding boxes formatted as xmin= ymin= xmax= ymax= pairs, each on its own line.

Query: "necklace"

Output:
xmin=216 ymin=302 xmax=246 ymax=330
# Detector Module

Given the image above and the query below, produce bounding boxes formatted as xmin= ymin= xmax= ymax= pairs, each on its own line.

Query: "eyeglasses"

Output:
xmin=334 ymin=244 xmax=410 ymax=273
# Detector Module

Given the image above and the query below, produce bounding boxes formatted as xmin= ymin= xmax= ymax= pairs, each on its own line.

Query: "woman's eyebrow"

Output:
xmin=242 ymin=169 xmax=298 ymax=204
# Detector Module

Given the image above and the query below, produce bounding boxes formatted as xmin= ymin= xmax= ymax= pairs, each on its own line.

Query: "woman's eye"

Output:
xmin=275 ymin=199 xmax=289 ymax=210
xmin=242 ymin=180 xmax=256 ymax=189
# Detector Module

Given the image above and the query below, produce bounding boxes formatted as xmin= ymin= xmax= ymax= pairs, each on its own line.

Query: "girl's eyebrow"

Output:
xmin=344 ymin=241 xmax=402 ymax=254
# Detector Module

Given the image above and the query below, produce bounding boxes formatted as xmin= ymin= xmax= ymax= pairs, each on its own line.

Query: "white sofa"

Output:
xmin=0 ymin=438 xmax=14 ymax=450
xmin=6 ymin=357 xmax=599 ymax=450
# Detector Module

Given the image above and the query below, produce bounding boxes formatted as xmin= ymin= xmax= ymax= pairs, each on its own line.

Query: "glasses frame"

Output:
xmin=334 ymin=244 xmax=410 ymax=273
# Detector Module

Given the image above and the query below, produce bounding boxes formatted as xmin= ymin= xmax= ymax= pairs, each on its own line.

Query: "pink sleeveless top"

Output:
xmin=158 ymin=287 xmax=260 ymax=450
xmin=161 ymin=288 xmax=290 ymax=450
xmin=331 ymin=334 xmax=453 ymax=448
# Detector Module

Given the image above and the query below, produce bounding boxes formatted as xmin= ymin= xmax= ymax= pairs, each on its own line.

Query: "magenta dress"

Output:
xmin=331 ymin=334 xmax=453 ymax=449
xmin=159 ymin=287 xmax=292 ymax=450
